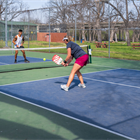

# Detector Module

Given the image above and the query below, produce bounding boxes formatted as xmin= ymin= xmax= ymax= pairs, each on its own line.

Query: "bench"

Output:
xmin=132 ymin=43 xmax=140 ymax=49
xmin=95 ymin=42 xmax=108 ymax=48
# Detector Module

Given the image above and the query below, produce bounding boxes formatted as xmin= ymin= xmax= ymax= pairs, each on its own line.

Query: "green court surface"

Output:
xmin=0 ymin=56 xmax=140 ymax=140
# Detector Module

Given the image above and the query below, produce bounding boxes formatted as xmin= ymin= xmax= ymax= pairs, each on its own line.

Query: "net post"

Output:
xmin=87 ymin=46 xmax=89 ymax=64
xmin=88 ymin=45 xmax=92 ymax=64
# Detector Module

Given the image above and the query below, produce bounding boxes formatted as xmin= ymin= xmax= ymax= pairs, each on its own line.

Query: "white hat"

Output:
xmin=63 ymin=37 xmax=68 ymax=41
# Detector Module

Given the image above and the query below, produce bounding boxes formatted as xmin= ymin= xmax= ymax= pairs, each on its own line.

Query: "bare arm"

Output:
xmin=65 ymin=48 xmax=72 ymax=62
xmin=12 ymin=36 xmax=17 ymax=45
xmin=61 ymin=48 xmax=72 ymax=66
xmin=67 ymin=56 xmax=73 ymax=65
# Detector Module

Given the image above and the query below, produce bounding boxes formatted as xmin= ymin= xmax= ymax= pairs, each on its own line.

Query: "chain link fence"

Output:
xmin=0 ymin=0 xmax=140 ymax=60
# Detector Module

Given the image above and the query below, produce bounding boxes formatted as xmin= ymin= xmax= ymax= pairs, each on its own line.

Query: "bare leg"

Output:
xmin=66 ymin=63 xmax=82 ymax=87
xmin=15 ymin=50 xmax=18 ymax=60
xmin=21 ymin=50 xmax=26 ymax=59
xmin=76 ymin=70 xmax=84 ymax=84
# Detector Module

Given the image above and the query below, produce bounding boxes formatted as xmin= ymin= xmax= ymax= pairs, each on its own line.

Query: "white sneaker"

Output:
xmin=78 ymin=83 xmax=86 ymax=88
xmin=61 ymin=85 xmax=69 ymax=91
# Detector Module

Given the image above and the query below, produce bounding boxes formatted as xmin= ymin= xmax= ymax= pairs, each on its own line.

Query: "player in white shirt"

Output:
xmin=13 ymin=29 xmax=29 ymax=63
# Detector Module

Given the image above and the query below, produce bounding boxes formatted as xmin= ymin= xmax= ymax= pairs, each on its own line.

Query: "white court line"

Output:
xmin=90 ymin=64 xmax=140 ymax=72
xmin=0 ymin=56 xmax=52 ymax=67
xmin=0 ymin=62 xmax=9 ymax=65
xmin=0 ymin=91 xmax=135 ymax=140
xmin=0 ymin=60 xmax=52 ymax=67
xmin=0 ymin=68 xmax=119 ymax=87
xmin=83 ymin=77 xmax=140 ymax=89
xmin=89 ymin=64 xmax=118 ymax=69
xmin=120 ymin=68 xmax=140 ymax=72
xmin=0 ymin=55 xmax=47 ymax=60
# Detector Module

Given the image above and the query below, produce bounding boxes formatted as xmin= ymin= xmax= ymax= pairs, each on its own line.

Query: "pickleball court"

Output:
xmin=0 ymin=64 xmax=140 ymax=140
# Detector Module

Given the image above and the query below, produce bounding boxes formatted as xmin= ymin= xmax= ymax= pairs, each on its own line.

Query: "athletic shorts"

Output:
xmin=75 ymin=54 xmax=89 ymax=67
xmin=15 ymin=46 xmax=24 ymax=49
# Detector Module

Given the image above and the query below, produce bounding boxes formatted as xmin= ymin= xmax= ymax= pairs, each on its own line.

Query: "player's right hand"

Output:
xmin=65 ymin=64 xmax=69 ymax=67
xmin=61 ymin=61 xmax=65 ymax=66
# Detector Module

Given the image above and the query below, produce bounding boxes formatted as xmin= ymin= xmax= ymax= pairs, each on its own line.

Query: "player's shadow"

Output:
xmin=17 ymin=60 xmax=25 ymax=62
xmin=55 ymin=77 xmax=87 ymax=90
xmin=0 ymin=118 xmax=65 ymax=140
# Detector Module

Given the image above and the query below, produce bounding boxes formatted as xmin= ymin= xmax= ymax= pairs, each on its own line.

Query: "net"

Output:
xmin=0 ymin=45 xmax=89 ymax=73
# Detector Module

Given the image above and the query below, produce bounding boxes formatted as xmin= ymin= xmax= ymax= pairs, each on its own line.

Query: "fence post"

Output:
xmin=49 ymin=8 xmax=51 ymax=52
xmin=108 ymin=1 xmax=111 ymax=58
xmin=5 ymin=0 xmax=8 ymax=47
xmin=75 ymin=5 xmax=77 ymax=43
xmin=11 ymin=20 xmax=13 ymax=48
xmin=28 ymin=11 xmax=30 ymax=48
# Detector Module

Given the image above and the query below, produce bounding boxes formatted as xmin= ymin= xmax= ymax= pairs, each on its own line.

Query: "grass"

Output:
xmin=82 ymin=41 xmax=140 ymax=61
xmin=0 ymin=40 xmax=140 ymax=61
xmin=24 ymin=41 xmax=65 ymax=48
xmin=0 ymin=40 xmax=65 ymax=48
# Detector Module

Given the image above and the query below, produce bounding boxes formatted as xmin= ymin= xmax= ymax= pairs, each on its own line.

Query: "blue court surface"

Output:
xmin=0 ymin=55 xmax=51 ymax=65
xmin=0 ymin=68 xmax=140 ymax=139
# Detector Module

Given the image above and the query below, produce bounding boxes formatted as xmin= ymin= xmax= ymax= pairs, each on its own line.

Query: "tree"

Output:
xmin=46 ymin=0 xmax=71 ymax=26
xmin=93 ymin=0 xmax=105 ymax=42
xmin=107 ymin=0 xmax=122 ymax=42
xmin=42 ymin=0 xmax=139 ymax=43
xmin=19 ymin=13 xmax=41 ymax=24
xmin=107 ymin=0 xmax=136 ymax=46
xmin=0 ymin=0 xmax=28 ymax=21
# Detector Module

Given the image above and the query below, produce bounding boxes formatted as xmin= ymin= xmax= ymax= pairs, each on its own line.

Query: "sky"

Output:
xmin=23 ymin=0 xmax=50 ymax=9
xmin=23 ymin=0 xmax=140 ymax=10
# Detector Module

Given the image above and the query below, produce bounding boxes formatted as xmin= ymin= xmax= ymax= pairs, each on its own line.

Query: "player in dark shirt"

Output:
xmin=61 ymin=36 xmax=89 ymax=91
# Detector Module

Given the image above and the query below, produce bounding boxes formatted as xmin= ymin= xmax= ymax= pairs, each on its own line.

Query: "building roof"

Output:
xmin=0 ymin=21 xmax=37 ymax=26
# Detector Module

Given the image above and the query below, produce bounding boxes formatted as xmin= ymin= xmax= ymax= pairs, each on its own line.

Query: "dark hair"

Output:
xmin=19 ymin=29 xmax=23 ymax=32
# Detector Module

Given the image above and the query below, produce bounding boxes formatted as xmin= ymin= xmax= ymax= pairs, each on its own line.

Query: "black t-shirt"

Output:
xmin=67 ymin=41 xmax=86 ymax=59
